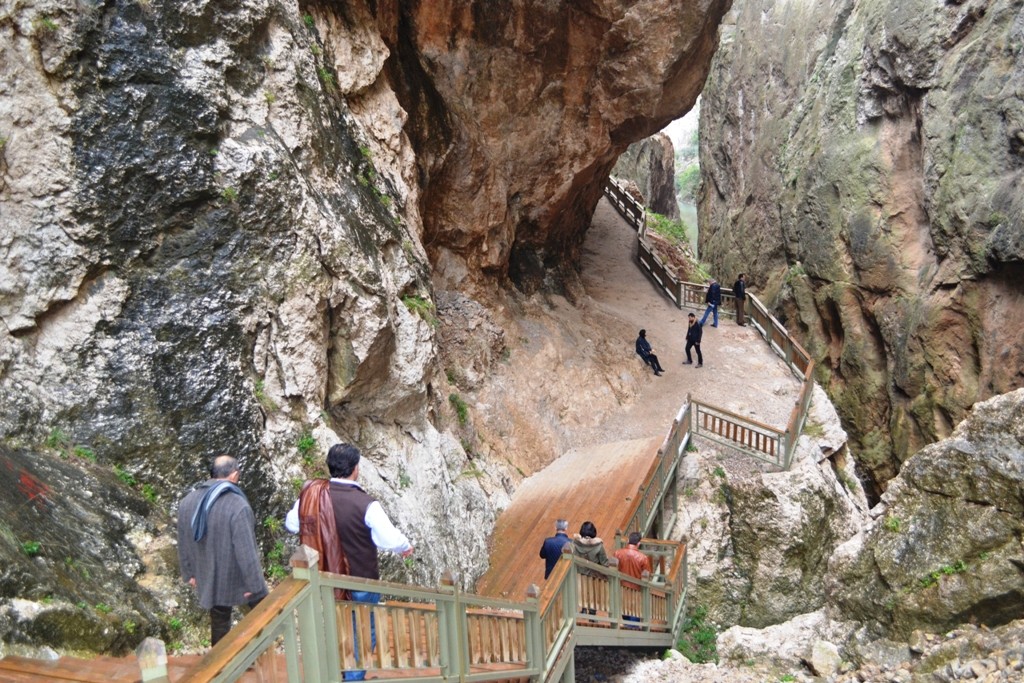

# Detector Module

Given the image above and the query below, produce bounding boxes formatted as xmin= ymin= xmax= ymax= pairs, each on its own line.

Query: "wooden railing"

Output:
xmin=171 ymin=540 xmax=688 ymax=683
xmin=603 ymin=177 xmax=816 ymax=470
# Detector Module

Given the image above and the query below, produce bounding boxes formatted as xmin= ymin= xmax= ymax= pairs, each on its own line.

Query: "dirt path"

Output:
xmin=574 ymin=197 xmax=801 ymax=447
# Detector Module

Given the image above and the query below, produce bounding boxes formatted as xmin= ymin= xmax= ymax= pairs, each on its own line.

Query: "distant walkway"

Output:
xmin=577 ymin=197 xmax=802 ymax=445
xmin=476 ymin=198 xmax=805 ymax=597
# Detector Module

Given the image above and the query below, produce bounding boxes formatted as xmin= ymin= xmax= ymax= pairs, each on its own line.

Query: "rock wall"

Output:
xmin=612 ymin=132 xmax=681 ymax=218
xmin=0 ymin=0 xmax=732 ymax=653
xmin=698 ymin=0 xmax=1024 ymax=491
xmin=828 ymin=388 xmax=1024 ymax=639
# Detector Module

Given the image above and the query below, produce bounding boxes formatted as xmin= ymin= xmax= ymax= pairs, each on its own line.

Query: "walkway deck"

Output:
xmin=475 ymin=436 xmax=662 ymax=599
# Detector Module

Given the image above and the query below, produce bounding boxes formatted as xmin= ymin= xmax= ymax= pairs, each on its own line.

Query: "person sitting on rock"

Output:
xmin=635 ymin=329 xmax=665 ymax=376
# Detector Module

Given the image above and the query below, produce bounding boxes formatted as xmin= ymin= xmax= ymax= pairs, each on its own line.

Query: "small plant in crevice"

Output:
xmin=302 ymin=13 xmax=315 ymax=28
xmin=398 ymin=467 xmax=412 ymax=490
xmin=45 ymin=428 xmax=71 ymax=452
xmin=296 ymin=432 xmax=316 ymax=465
xmin=33 ymin=15 xmax=58 ymax=34
xmin=449 ymin=393 xmax=469 ymax=426
xmin=95 ymin=603 xmax=112 ymax=614
xmin=266 ymin=541 xmax=288 ymax=580
xmin=114 ymin=465 xmax=137 ymax=487
xmin=883 ymin=516 xmax=901 ymax=533
xmin=802 ymin=419 xmax=825 ymax=438
xmin=317 ymin=67 xmax=336 ymax=91
xmin=264 ymin=91 xmax=276 ymax=104
xmin=73 ymin=445 xmax=96 ymax=463
xmin=141 ymin=483 xmax=158 ymax=503
xmin=263 ymin=516 xmax=282 ymax=534
xmin=402 ymin=295 xmax=438 ymax=326
xmin=460 ymin=463 xmax=483 ymax=480
xmin=221 ymin=186 xmax=239 ymax=202
xmin=253 ymin=379 xmax=278 ymax=412
xmin=310 ymin=44 xmax=321 ymax=56
xmin=675 ymin=605 xmax=718 ymax=664
xmin=685 ymin=441 xmax=698 ymax=453
xmin=20 ymin=541 xmax=42 ymax=557
xmin=919 ymin=560 xmax=968 ymax=589
xmin=713 ymin=466 xmax=726 ymax=479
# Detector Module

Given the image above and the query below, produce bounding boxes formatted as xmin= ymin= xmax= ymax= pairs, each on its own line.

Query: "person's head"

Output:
xmin=556 ymin=519 xmax=568 ymax=533
xmin=738 ymin=273 xmax=745 ymax=280
xmin=709 ymin=278 xmax=716 ymax=284
xmin=688 ymin=313 xmax=696 ymax=325
xmin=579 ymin=521 xmax=597 ymax=539
xmin=638 ymin=329 xmax=646 ymax=338
xmin=628 ymin=531 xmax=642 ymax=546
xmin=210 ymin=455 xmax=240 ymax=482
xmin=327 ymin=443 xmax=361 ymax=479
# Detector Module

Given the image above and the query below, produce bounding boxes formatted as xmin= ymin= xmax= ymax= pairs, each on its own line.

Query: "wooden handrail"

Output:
xmin=179 ymin=579 xmax=308 ymax=682
xmin=692 ymin=399 xmax=782 ymax=436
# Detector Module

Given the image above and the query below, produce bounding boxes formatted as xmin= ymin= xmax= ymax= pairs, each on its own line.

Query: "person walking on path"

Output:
xmin=635 ymin=329 xmax=665 ymax=376
xmin=614 ymin=532 xmax=652 ymax=625
xmin=285 ymin=443 xmax=414 ymax=681
xmin=613 ymin=532 xmax=652 ymax=590
xmin=539 ymin=519 xmax=573 ymax=579
xmin=684 ymin=313 xmax=704 ymax=367
xmin=733 ymin=273 xmax=747 ymax=326
xmin=572 ymin=521 xmax=609 ymax=577
xmin=699 ymin=278 xmax=722 ymax=328
xmin=177 ymin=455 xmax=268 ymax=646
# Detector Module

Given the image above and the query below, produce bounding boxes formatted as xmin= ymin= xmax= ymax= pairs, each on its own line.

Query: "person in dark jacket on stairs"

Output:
xmin=539 ymin=519 xmax=573 ymax=578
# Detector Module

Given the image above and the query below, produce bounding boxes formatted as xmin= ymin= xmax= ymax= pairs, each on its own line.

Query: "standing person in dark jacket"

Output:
xmin=684 ymin=313 xmax=704 ymax=367
xmin=733 ymin=273 xmax=747 ymax=326
xmin=177 ymin=455 xmax=268 ymax=646
xmin=699 ymin=279 xmax=722 ymax=328
xmin=285 ymin=443 xmax=414 ymax=681
xmin=539 ymin=519 xmax=572 ymax=578
xmin=634 ymin=329 xmax=665 ymax=376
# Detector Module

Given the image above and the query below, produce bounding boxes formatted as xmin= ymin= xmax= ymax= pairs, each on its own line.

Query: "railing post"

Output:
xmin=290 ymin=546 xmax=331 ymax=682
xmin=136 ymin=637 xmax=169 ymax=683
xmin=525 ymin=583 xmax=545 ymax=681
xmin=438 ymin=570 xmax=462 ymax=680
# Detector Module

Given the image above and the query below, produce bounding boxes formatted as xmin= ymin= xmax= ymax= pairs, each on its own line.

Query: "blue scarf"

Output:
xmin=190 ymin=480 xmax=246 ymax=541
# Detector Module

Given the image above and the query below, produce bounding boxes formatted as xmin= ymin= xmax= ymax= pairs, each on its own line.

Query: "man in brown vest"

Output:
xmin=285 ymin=443 xmax=413 ymax=680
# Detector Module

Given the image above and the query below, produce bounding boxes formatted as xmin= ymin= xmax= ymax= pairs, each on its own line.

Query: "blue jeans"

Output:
xmin=344 ymin=591 xmax=380 ymax=681
xmin=700 ymin=304 xmax=718 ymax=327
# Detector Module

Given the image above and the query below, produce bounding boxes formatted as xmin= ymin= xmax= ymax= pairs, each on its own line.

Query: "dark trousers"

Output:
xmin=736 ymin=298 xmax=746 ymax=325
xmin=685 ymin=341 xmax=703 ymax=365
xmin=640 ymin=354 xmax=664 ymax=373
xmin=210 ymin=595 xmax=264 ymax=646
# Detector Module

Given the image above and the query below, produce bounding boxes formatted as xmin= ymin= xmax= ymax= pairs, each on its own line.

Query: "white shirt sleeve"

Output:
xmin=284 ymin=498 xmax=300 ymax=534
xmin=364 ymin=501 xmax=411 ymax=554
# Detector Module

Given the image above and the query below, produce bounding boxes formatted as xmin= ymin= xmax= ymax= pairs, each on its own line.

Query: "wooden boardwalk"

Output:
xmin=475 ymin=436 xmax=662 ymax=600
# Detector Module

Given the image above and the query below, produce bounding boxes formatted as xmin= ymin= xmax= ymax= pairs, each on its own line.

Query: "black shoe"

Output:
xmin=711 ymin=324 xmax=718 ymax=328
xmin=696 ymin=363 xmax=703 ymax=368
xmin=683 ymin=361 xmax=693 ymax=365
xmin=654 ymin=371 xmax=662 ymax=376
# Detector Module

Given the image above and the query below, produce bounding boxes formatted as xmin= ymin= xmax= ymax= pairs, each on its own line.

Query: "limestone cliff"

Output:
xmin=0 ymin=0 xmax=730 ymax=653
xmin=698 ymin=0 xmax=1024 ymax=492
xmin=829 ymin=388 xmax=1024 ymax=640
xmin=612 ymin=133 xmax=681 ymax=219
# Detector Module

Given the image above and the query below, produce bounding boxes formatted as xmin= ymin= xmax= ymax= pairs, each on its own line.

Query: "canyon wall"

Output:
xmin=698 ymin=0 xmax=1024 ymax=491
xmin=612 ymin=133 xmax=681 ymax=219
xmin=0 ymin=0 xmax=730 ymax=652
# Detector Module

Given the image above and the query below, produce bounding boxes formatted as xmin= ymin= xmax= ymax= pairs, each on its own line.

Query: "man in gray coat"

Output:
xmin=177 ymin=455 xmax=268 ymax=645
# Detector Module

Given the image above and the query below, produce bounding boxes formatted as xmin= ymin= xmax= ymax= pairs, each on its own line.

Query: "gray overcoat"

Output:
xmin=177 ymin=480 xmax=268 ymax=609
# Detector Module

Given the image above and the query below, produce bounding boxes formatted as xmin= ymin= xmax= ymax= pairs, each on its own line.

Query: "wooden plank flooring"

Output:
xmin=475 ymin=436 xmax=662 ymax=599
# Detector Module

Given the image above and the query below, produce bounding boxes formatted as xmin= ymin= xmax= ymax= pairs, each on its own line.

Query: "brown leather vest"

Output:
xmin=328 ymin=482 xmax=378 ymax=580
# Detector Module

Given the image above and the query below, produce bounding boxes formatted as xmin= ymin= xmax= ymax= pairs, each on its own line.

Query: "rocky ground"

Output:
xmin=576 ymin=619 xmax=1024 ymax=682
